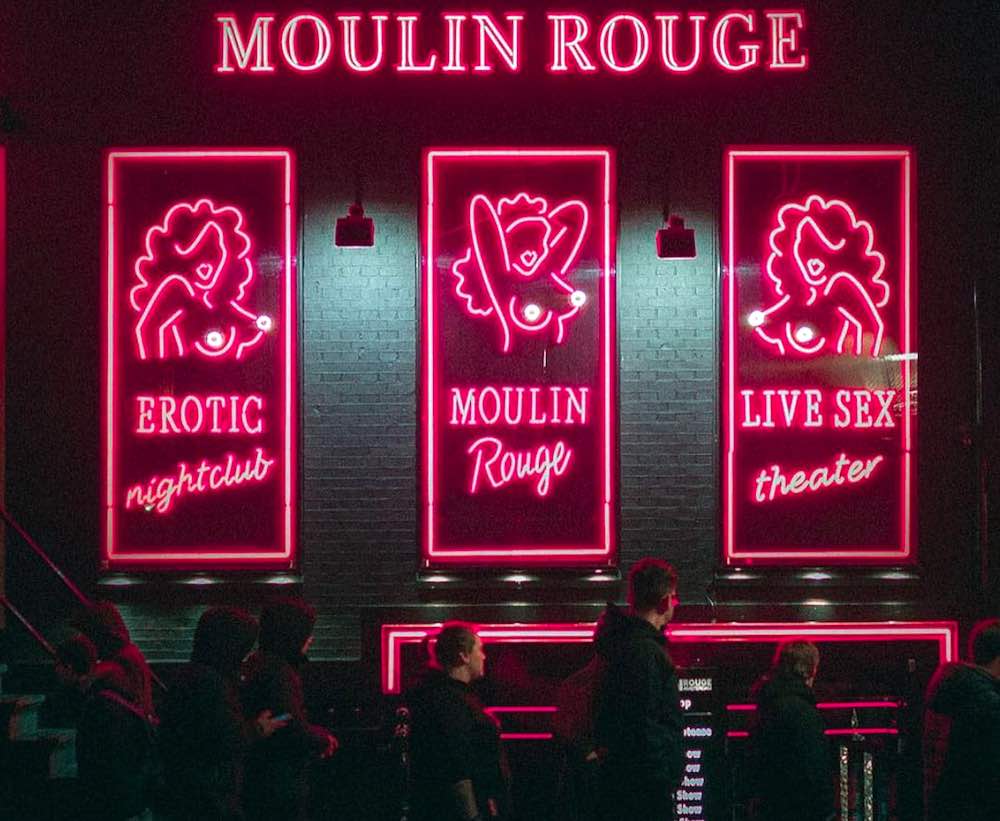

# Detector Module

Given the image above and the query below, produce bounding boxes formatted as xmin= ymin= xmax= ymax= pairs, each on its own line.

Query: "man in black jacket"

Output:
xmin=923 ymin=618 xmax=1000 ymax=821
xmin=407 ymin=623 xmax=509 ymax=821
xmin=593 ymin=558 xmax=683 ymax=821
xmin=746 ymin=641 xmax=833 ymax=821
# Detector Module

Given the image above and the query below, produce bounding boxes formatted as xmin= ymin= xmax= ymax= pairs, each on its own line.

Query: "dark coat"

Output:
xmin=158 ymin=664 xmax=248 ymax=820
xmin=923 ymin=662 xmax=1000 ymax=821
xmin=76 ymin=666 xmax=157 ymax=820
xmin=592 ymin=604 xmax=684 ymax=788
xmin=746 ymin=670 xmax=833 ymax=821
xmin=406 ymin=668 xmax=509 ymax=821
xmin=241 ymin=651 xmax=330 ymax=821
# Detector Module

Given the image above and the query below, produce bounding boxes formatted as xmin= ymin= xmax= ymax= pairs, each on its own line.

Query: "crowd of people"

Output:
xmin=44 ymin=562 xmax=999 ymax=821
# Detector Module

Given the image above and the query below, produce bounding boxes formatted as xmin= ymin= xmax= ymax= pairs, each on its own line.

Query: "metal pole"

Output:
xmin=0 ymin=504 xmax=90 ymax=606
xmin=0 ymin=594 xmax=57 ymax=657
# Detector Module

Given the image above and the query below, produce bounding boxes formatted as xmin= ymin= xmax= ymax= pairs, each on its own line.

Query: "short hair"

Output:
xmin=56 ymin=634 xmax=97 ymax=676
xmin=434 ymin=623 xmax=478 ymax=670
xmin=774 ymin=640 xmax=820 ymax=679
xmin=628 ymin=558 xmax=678 ymax=612
xmin=192 ymin=607 xmax=258 ymax=675
xmin=970 ymin=618 xmax=1000 ymax=666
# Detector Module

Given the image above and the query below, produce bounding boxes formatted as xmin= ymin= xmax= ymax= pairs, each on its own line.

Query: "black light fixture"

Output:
xmin=656 ymin=213 xmax=696 ymax=259
xmin=335 ymin=201 xmax=375 ymax=247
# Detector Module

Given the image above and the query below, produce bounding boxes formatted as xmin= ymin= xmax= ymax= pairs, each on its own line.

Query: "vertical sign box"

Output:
xmin=103 ymin=150 xmax=296 ymax=567
xmin=723 ymin=148 xmax=915 ymax=564
xmin=422 ymin=149 xmax=616 ymax=565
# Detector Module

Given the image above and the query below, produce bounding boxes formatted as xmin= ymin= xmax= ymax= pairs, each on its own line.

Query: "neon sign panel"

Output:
xmin=422 ymin=149 xmax=615 ymax=565
xmin=723 ymin=148 xmax=915 ymax=564
xmin=102 ymin=149 xmax=296 ymax=566
xmin=213 ymin=10 xmax=808 ymax=76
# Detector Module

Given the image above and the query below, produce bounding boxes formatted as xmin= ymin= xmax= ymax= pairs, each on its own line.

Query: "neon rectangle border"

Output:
xmin=722 ymin=147 xmax=915 ymax=564
xmin=101 ymin=149 xmax=296 ymax=565
xmin=421 ymin=148 xmax=616 ymax=565
xmin=381 ymin=619 xmax=954 ymax=694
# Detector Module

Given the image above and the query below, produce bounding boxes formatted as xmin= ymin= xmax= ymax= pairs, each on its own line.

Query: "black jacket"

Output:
xmin=592 ymin=604 xmax=683 ymax=787
xmin=407 ymin=669 xmax=509 ymax=821
xmin=923 ymin=662 xmax=1000 ymax=821
xmin=746 ymin=671 xmax=833 ymax=821
xmin=241 ymin=651 xmax=330 ymax=821
xmin=159 ymin=663 xmax=248 ymax=820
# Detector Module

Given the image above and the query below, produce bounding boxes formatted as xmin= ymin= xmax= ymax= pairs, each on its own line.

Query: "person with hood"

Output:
xmin=74 ymin=600 xmax=154 ymax=716
xmin=592 ymin=557 xmax=683 ymax=821
xmin=745 ymin=641 xmax=833 ymax=821
xmin=43 ymin=633 xmax=97 ymax=728
xmin=923 ymin=618 xmax=1000 ymax=821
xmin=241 ymin=598 xmax=338 ymax=821
xmin=74 ymin=602 xmax=158 ymax=820
xmin=158 ymin=606 xmax=287 ymax=820
xmin=407 ymin=623 xmax=509 ymax=821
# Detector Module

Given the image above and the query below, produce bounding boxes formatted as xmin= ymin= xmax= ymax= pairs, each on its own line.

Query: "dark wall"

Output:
xmin=1 ymin=1 xmax=995 ymax=662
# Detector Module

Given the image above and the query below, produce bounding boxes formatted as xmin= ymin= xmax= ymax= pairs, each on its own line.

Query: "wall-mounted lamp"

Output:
xmin=335 ymin=201 xmax=374 ymax=247
xmin=656 ymin=214 xmax=696 ymax=259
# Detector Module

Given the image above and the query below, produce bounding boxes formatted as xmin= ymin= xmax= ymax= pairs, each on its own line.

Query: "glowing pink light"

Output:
xmin=752 ymin=452 xmax=884 ymax=503
xmin=467 ymin=436 xmax=573 ymax=497
xmin=722 ymin=147 xmax=915 ymax=565
xmin=381 ymin=621 xmax=956 ymax=694
xmin=133 ymin=393 xmax=265 ymax=436
xmin=711 ymin=12 xmax=761 ymax=72
xmin=728 ymin=701 xmax=900 ymax=711
xmin=423 ymin=149 xmax=615 ymax=565
xmin=103 ymin=149 xmax=296 ymax=565
xmin=130 ymin=199 xmax=267 ymax=362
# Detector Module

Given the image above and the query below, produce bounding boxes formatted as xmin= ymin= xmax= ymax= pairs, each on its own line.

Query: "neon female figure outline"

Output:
xmin=130 ymin=198 xmax=273 ymax=361
xmin=450 ymin=192 xmax=590 ymax=353
xmin=749 ymin=194 xmax=889 ymax=357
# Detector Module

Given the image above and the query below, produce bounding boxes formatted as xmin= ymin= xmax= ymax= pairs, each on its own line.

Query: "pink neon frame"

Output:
xmin=102 ymin=149 xmax=296 ymax=566
xmin=381 ymin=620 xmax=956 ymax=694
xmin=722 ymin=147 xmax=915 ymax=565
xmin=422 ymin=149 xmax=616 ymax=565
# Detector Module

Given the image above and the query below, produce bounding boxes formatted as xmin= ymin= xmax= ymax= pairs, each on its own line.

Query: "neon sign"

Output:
xmin=381 ymin=620 xmax=957 ymax=694
xmin=723 ymin=148 xmax=915 ymax=564
xmin=214 ymin=10 xmax=808 ymax=76
xmin=422 ymin=149 xmax=615 ymax=565
xmin=103 ymin=150 xmax=296 ymax=566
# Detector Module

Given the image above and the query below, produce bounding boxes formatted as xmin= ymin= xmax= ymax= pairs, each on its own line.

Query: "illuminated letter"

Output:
xmin=712 ymin=12 xmax=761 ymax=72
xmin=442 ymin=14 xmax=468 ymax=71
xmin=135 ymin=396 xmax=156 ymax=433
xmin=450 ymin=388 xmax=477 ymax=425
xmin=502 ymin=387 xmax=525 ymax=425
xmin=215 ymin=14 xmax=275 ymax=74
xmin=765 ymin=11 xmax=807 ymax=70
xmin=655 ymin=13 xmax=707 ymax=73
xmin=180 ymin=395 xmax=205 ymax=433
xmin=241 ymin=395 xmax=264 ymax=435
xmin=280 ymin=14 xmax=333 ymax=73
xmin=472 ymin=13 xmax=524 ymax=72
xmin=396 ymin=14 xmax=439 ymax=72
xmin=338 ymin=14 xmax=387 ymax=73
xmin=548 ymin=14 xmax=598 ymax=73
xmin=741 ymin=390 xmax=761 ymax=428
xmin=804 ymin=389 xmax=823 ymax=427
xmin=479 ymin=386 xmax=502 ymax=425
xmin=564 ymin=387 xmax=589 ymax=424
xmin=598 ymin=14 xmax=651 ymax=73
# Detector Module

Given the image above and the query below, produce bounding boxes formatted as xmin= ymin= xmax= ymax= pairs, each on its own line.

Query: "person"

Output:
xmin=745 ymin=641 xmax=833 ymax=821
xmin=74 ymin=600 xmax=154 ymax=716
xmin=241 ymin=598 xmax=338 ymax=821
xmin=73 ymin=602 xmax=158 ymax=820
xmin=158 ymin=606 xmax=287 ymax=820
xmin=407 ymin=623 xmax=510 ymax=821
xmin=592 ymin=558 xmax=683 ymax=821
xmin=42 ymin=633 xmax=97 ymax=728
xmin=923 ymin=618 xmax=1000 ymax=821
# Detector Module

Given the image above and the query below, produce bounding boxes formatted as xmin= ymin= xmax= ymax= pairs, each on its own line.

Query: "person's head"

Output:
xmin=191 ymin=606 xmax=258 ymax=678
xmin=73 ymin=601 xmax=131 ymax=660
xmin=434 ymin=623 xmax=485 ymax=683
xmin=259 ymin=598 xmax=317 ymax=665
xmin=628 ymin=558 xmax=679 ymax=629
xmin=773 ymin=640 xmax=821 ymax=687
xmin=969 ymin=618 xmax=1000 ymax=677
xmin=54 ymin=633 xmax=97 ymax=688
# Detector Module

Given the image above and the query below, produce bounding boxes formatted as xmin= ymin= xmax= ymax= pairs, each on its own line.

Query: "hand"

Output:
xmin=321 ymin=732 xmax=339 ymax=758
xmin=255 ymin=709 xmax=289 ymax=738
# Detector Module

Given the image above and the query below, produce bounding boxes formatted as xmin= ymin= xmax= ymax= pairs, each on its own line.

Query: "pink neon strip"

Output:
xmin=382 ymin=621 xmax=956 ymax=694
xmin=485 ymin=706 xmax=559 ymax=714
xmin=500 ymin=733 xmax=554 ymax=741
xmin=728 ymin=701 xmax=900 ymax=711
xmin=104 ymin=149 xmax=295 ymax=564
xmin=728 ymin=728 xmax=898 ymax=739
